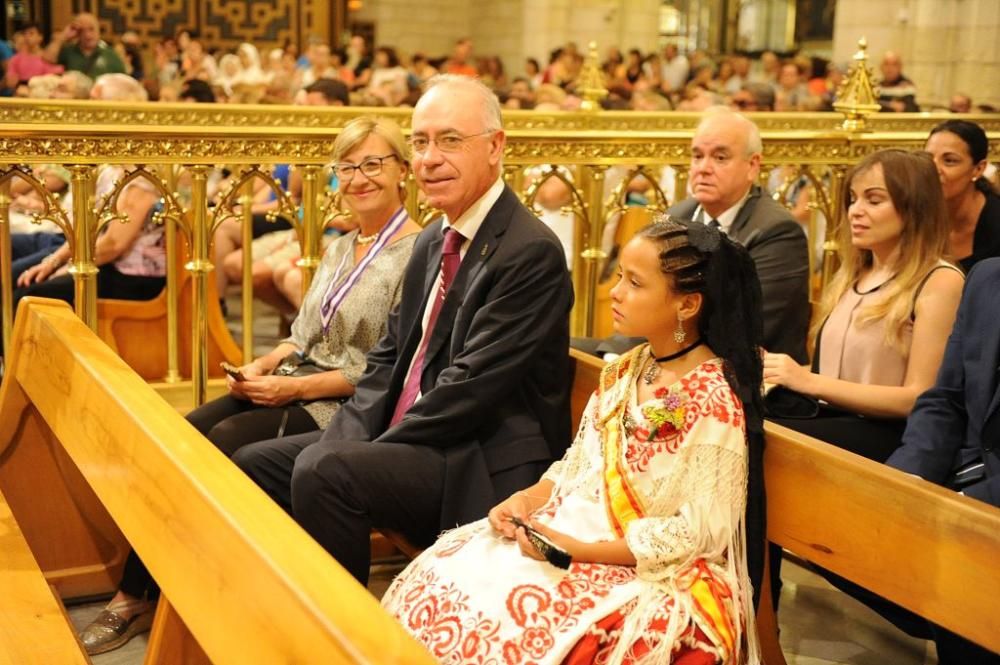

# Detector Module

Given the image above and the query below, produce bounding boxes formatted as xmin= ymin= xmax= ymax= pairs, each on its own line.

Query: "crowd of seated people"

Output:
xmin=2 ymin=15 xmax=1000 ymax=664
xmin=3 ymin=12 xmax=996 ymax=115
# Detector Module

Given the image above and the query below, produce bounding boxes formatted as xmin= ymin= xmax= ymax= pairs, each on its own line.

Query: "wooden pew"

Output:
xmin=567 ymin=348 xmax=1000 ymax=662
xmin=757 ymin=422 xmax=1000 ymax=660
xmin=0 ymin=298 xmax=434 ymax=664
xmin=0 ymin=485 xmax=90 ymax=665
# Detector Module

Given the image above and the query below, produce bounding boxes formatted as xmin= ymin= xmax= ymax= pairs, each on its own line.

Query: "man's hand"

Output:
xmin=59 ymin=23 xmax=79 ymax=43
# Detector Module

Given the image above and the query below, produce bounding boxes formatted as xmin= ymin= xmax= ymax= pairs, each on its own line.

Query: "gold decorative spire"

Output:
xmin=577 ymin=41 xmax=608 ymax=112
xmin=833 ymin=37 xmax=882 ymax=132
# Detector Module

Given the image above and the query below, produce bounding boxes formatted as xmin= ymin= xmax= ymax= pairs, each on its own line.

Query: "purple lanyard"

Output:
xmin=320 ymin=206 xmax=409 ymax=331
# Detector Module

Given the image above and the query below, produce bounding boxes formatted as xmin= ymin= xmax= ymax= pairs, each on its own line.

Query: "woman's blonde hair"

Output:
xmin=332 ymin=115 xmax=410 ymax=167
xmin=813 ymin=149 xmax=951 ymax=351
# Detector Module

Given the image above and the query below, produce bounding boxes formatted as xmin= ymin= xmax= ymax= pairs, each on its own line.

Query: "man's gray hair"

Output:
xmin=93 ymin=73 xmax=148 ymax=102
xmin=423 ymin=74 xmax=503 ymax=132
xmin=697 ymin=106 xmax=762 ymax=157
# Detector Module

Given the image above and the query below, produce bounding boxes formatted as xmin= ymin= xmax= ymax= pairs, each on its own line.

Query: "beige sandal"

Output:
xmin=78 ymin=601 xmax=155 ymax=655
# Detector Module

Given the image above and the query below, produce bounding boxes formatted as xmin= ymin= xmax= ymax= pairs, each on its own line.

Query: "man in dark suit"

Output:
xmin=579 ymin=107 xmax=810 ymax=363
xmin=233 ymin=75 xmax=574 ymax=584
xmin=870 ymin=258 xmax=1000 ymax=663
xmin=889 ymin=258 xmax=1000 ymax=508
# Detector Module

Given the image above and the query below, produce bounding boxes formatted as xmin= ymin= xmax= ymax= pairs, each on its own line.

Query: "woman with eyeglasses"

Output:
xmin=76 ymin=115 xmax=421 ymax=656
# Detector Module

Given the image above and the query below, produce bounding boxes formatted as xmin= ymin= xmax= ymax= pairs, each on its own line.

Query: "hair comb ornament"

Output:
xmin=685 ymin=218 xmax=722 ymax=252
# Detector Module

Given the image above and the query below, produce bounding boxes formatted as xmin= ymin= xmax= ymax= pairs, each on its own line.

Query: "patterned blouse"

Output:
xmin=284 ymin=229 xmax=417 ymax=428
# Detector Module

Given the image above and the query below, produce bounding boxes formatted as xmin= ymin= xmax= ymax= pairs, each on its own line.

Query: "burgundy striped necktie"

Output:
xmin=389 ymin=227 xmax=465 ymax=426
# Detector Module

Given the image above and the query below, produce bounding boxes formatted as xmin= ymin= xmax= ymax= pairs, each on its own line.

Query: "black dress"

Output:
xmin=959 ymin=190 xmax=1000 ymax=272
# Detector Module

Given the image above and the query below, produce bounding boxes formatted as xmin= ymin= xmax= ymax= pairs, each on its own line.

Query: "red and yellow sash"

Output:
xmin=596 ymin=347 xmax=647 ymax=537
xmin=597 ymin=350 xmax=737 ymax=660
xmin=688 ymin=560 xmax=737 ymax=658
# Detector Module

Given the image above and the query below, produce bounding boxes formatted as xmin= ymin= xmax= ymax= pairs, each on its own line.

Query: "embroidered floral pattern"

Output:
xmin=387 ymin=562 xmax=637 ymax=664
xmin=623 ymin=361 xmax=743 ymax=473
xmin=641 ymin=388 xmax=685 ymax=441
xmin=383 ymin=352 xmax=752 ymax=665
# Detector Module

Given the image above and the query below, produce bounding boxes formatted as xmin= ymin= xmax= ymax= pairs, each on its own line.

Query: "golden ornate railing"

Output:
xmin=2 ymin=41 xmax=999 ymax=405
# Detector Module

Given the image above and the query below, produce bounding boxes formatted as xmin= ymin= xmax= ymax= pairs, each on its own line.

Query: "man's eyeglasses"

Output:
xmin=731 ymin=98 xmax=755 ymax=110
xmin=333 ymin=154 xmax=398 ymax=182
xmin=409 ymin=130 xmax=495 ymax=155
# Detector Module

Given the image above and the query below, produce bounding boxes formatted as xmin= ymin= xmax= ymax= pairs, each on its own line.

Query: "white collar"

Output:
xmin=442 ymin=176 xmax=505 ymax=244
xmin=694 ymin=187 xmax=753 ymax=234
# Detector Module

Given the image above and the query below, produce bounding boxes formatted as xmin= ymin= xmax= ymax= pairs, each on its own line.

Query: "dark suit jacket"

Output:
xmin=669 ymin=185 xmax=810 ymax=363
xmin=888 ymin=258 xmax=1000 ymax=508
xmin=324 ymin=185 xmax=574 ymax=529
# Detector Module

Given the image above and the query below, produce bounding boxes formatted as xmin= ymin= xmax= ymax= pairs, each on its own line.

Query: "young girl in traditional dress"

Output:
xmin=383 ymin=217 xmax=766 ymax=664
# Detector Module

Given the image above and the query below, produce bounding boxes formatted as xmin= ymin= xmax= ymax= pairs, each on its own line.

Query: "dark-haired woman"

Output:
xmin=383 ymin=218 xmax=765 ymax=664
xmin=925 ymin=119 xmax=1000 ymax=271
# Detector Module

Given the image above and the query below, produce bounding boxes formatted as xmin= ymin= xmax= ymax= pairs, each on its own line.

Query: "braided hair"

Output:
xmin=636 ymin=215 xmax=764 ymax=432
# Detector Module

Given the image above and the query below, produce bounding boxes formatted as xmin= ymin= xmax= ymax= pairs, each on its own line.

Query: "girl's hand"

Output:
xmin=514 ymin=520 xmax=581 ymax=562
xmin=488 ymin=493 xmax=535 ymax=539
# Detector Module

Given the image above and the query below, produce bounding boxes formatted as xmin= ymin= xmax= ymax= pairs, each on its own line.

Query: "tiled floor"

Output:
xmin=67 ymin=558 xmax=937 ymax=665
xmin=63 ymin=296 xmax=940 ymax=664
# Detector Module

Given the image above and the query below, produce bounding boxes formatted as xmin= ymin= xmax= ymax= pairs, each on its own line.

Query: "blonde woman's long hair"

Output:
xmin=812 ymin=149 xmax=951 ymax=351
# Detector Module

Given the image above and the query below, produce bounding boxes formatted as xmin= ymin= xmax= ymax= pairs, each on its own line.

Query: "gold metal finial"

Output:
xmin=833 ymin=37 xmax=882 ymax=132
xmin=577 ymin=41 xmax=608 ymax=112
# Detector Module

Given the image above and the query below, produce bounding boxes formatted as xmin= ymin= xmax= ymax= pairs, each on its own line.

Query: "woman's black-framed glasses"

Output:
xmin=334 ymin=154 xmax=398 ymax=182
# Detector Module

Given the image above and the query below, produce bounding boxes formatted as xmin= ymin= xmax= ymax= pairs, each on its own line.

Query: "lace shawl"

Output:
xmin=543 ymin=346 xmax=760 ymax=664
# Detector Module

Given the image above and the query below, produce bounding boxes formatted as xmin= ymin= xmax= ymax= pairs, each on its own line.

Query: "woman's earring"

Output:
xmin=674 ymin=316 xmax=687 ymax=344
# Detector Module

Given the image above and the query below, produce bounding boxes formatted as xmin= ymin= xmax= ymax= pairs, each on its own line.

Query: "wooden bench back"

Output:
xmin=0 ymin=298 xmax=434 ymax=665
xmin=0 ymin=485 xmax=90 ymax=665
xmin=567 ymin=349 xmax=1000 ymax=659
xmin=763 ymin=421 xmax=1000 ymax=652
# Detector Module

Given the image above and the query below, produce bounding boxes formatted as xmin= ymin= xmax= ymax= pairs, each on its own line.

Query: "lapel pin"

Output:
xmin=481 ymin=244 xmax=488 ymax=256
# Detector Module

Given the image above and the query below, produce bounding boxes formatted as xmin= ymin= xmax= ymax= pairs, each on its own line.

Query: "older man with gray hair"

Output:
xmin=582 ymin=108 xmax=809 ymax=365
xmin=670 ymin=107 xmax=810 ymax=362
xmin=234 ymin=74 xmax=574 ymax=584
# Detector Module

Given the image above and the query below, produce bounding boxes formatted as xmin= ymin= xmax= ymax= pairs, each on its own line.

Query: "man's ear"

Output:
xmin=748 ymin=152 xmax=762 ymax=182
xmin=488 ymin=130 xmax=506 ymax=167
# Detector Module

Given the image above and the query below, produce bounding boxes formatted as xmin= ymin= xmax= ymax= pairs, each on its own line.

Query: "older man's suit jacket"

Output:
xmin=889 ymin=258 xmax=1000 ymax=508
xmin=669 ymin=185 xmax=810 ymax=363
xmin=323 ymin=185 xmax=574 ymax=529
